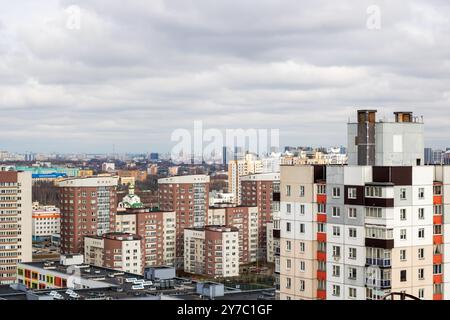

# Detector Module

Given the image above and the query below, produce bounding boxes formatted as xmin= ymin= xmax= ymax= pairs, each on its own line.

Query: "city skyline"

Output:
xmin=1 ymin=1 xmax=450 ymax=153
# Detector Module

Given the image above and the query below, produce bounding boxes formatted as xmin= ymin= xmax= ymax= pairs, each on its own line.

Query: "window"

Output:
xmin=286 ymin=203 xmax=292 ymax=214
xmin=348 ymin=188 xmax=357 ymax=199
xmin=286 ymin=185 xmax=291 ymax=197
xmin=299 ymin=223 xmax=305 ymax=234
xmin=418 ymin=289 xmax=424 ymax=299
xmin=400 ymin=250 xmax=406 ymax=261
xmin=300 ymin=261 xmax=305 ymax=272
xmin=400 ymin=270 xmax=407 ymax=282
xmin=400 ymin=229 xmax=407 ymax=240
xmin=418 ymin=208 xmax=425 ymax=220
xmin=349 ymin=228 xmax=357 ymax=238
xmin=300 ymin=205 xmax=305 ymax=215
xmin=348 ymin=247 xmax=357 ymax=260
xmin=299 ymin=280 xmax=305 ymax=292
xmin=286 ymin=241 xmax=291 ymax=251
xmin=332 ymin=187 xmax=341 ymax=198
xmin=418 ymin=268 xmax=424 ymax=280
xmin=299 ymin=186 xmax=305 ymax=197
xmin=434 ymin=185 xmax=442 ymax=195
xmin=434 ymin=205 xmax=443 ymax=215
xmin=348 ymin=268 xmax=357 ymax=280
xmin=434 ymin=264 xmax=442 ymax=275
xmin=318 ymin=203 xmax=326 ymax=213
xmin=418 ymin=228 xmax=425 ymax=239
xmin=418 ymin=248 xmax=424 ymax=260
xmin=300 ymin=242 xmax=305 ymax=253
xmin=286 ymin=222 xmax=291 ymax=232
xmin=400 ymin=188 xmax=407 ymax=200
xmin=332 ymin=285 xmax=341 ymax=297
xmin=318 ymin=242 xmax=326 ymax=252
xmin=333 ymin=226 xmax=341 ymax=237
xmin=418 ymin=188 xmax=425 ymax=200
xmin=400 ymin=209 xmax=406 ymax=221
xmin=318 ymin=223 xmax=326 ymax=233
xmin=332 ymin=265 xmax=340 ymax=277
xmin=332 ymin=246 xmax=341 ymax=258
xmin=332 ymin=207 xmax=341 ymax=218
xmin=349 ymin=287 xmax=357 ymax=299
xmin=286 ymin=277 xmax=291 ymax=289
xmin=348 ymin=208 xmax=357 ymax=219
xmin=434 ymin=224 xmax=442 ymax=235
xmin=366 ymin=186 xmax=382 ymax=198
xmin=317 ymin=184 xmax=326 ymax=195
xmin=365 ymin=207 xmax=382 ymax=218
xmin=286 ymin=259 xmax=292 ymax=269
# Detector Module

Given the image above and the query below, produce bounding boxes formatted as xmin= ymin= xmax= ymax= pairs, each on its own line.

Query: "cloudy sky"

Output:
xmin=1 ymin=0 xmax=450 ymax=154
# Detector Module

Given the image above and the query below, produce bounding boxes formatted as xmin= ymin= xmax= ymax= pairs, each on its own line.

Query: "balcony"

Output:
xmin=317 ymin=232 xmax=327 ymax=242
xmin=433 ymin=215 xmax=443 ymax=225
xmin=317 ymin=195 xmax=327 ymax=204
xmin=434 ymin=235 xmax=443 ymax=245
xmin=433 ymin=294 xmax=443 ymax=300
xmin=365 ymin=238 xmax=394 ymax=249
xmin=433 ymin=274 xmax=443 ymax=284
xmin=365 ymin=278 xmax=391 ymax=289
xmin=317 ymin=270 xmax=326 ymax=281
xmin=366 ymin=258 xmax=391 ymax=268
xmin=433 ymin=254 xmax=443 ymax=264
xmin=317 ymin=251 xmax=326 ymax=261
xmin=434 ymin=196 xmax=443 ymax=205
xmin=317 ymin=290 xmax=326 ymax=300
xmin=317 ymin=213 xmax=327 ymax=223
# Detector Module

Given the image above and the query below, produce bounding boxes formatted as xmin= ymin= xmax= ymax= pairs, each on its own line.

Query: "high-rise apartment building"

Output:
xmin=241 ymin=173 xmax=280 ymax=260
xmin=207 ymin=206 xmax=259 ymax=264
xmin=58 ymin=176 xmax=119 ymax=255
xmin=84 ymin=232 xmax=142 ymax=275
xmin=184 ymin=226 xmax=239 ymax=278
xmin=228 ymin=153 xmax=263 ymax=205
xmin=158 ymin=175 xmax=209 ymax=268
xmin=115 ymin=207 xmax=176 ymax=267
xmin=0 ymin=171 xmax=32 ymax=285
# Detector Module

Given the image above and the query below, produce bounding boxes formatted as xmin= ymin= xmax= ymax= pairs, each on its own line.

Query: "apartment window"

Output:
xmin=418 ymin=188 xmax=425 ymax=200
xmin=332 ymin=187 xmax=341 ymax=198
xmin=299 ymin=280 xmax=305 ymax=292
xmin=418 ymin=228 xmax=425 ymax=239
xmin=318 ymin=203 xmax=326 ymax=214
xmin=286 ymin=222 xmax=291 ymax=232
xmin=318 ymin=242 xmax=326 ymax=252
xmin=434 ymin=205 xmax=443 ymax=215
xmin=348 ymin=188 xmax=357 ymax=199
xmin=286 ymin=203 xmax=292 ymax=214
xmin=332 ymin=265 xmax=340 ymax=277
xmin=286 ymin=241 xmax=292 ymax=251
xmin=418 ymin=289 xmax=424 ymax=299
xmin=400 ymin=209 xmax=407 ymax=221
xmin=332 ymin=246 xmax=341 ymax=258
xmin=349 ymin=228 xmax=357 ymax=238
xmin=286 ymin=277 xmax=291 ymax=289
xmin=365 ymin=207 xmax=382 ymax=219
xmin=400 ymin=270 xmax=407 ymax=282
xmin=434 ymin=244 xmax=442 ymax=255
xmin=400 ymin=229 xmax=407 ymax=240
xmin=418 ymin=248 xmax=425 ymax=260
xmin=332 ymin=207 xmax=341 ymax=218
xmin=318 ymin=223 xmax=326 ymax=233
xmin=300 ymin=261 xmax=305 ymax=272
xmin=400 ymin=188 xmax=407 ymax=200
xmin=348 ymin=268 xmax=357 ymax=280
xmin=299 ymin=186 xmax=305 ymax=197
xmin=348 ymin=208 xmax=357 ymax=219
xmin=434 ymin=224 xmax=442 ymax=235
xmin=418 ymin=268 xmax=424 ymax=280
xmin=348 ymin=247 xmax=357 ymax=260
xmin=286 ymin=185 xmax=291 ymax=197
xmin=434 ymin=264 xmax=442 ymax=275
xmin=317 ymin=184 xmax=326 ymax=195
xmin=434 ymin=185 xmax=442 ymax=195
xmin=365 ymin=186 xmax=382 ymax=198
xmin=349 ymin=287 xmax=357 ymax=299
xmin=300 ymin=205 xmax=305 ymax=215
xmin=299 ymin=223 xmax=305 ymax=234
xmin=418 ymin=208 xmax=425 ymax=220
xmin=300 ymin=242 xmax=305 ymax=253
xmin=318 ymin=261 xmax=326 ymax=272
xmin=286 ymin=259 xmax=292 ymax=269
xmin=400 ymin=249 xmax=406 ymax=261
xmin=332 ymin=285 xmax=341 ymax=297
xmin=333 ymin=226 xmax=341 ymax=237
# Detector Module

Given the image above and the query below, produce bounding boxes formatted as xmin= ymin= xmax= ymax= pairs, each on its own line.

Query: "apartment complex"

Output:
xmin=0 ymin=171 xmax=32 ymax=285
xmin=32 ymin=202 xmax=60 ymax=241
xmin=84 ymin=232 xmax=142 ymax=275
xmin=116 ymin=208 xmax=176 ymax=267
xmin=184 ymin=226 xmax=239 ymax=278
xmin=241 ymin=173 xmax=280 ymax=260
xmin=158 ymin=175 xmax=209 ymax=268
xmin=279 ymin=110 xmax=446 ymax=300
xmin=207 ymin=206 xmax=259 ymax=264
xmin=57 ymin=176 xmax=119 ymax=255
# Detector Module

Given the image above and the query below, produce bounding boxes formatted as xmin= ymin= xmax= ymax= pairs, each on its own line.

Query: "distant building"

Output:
xmin=32 ymin=202 xmax=60 ymax=241
xmin=102 ymin=162 xmax=116 ymax=172
xmin=150 ymin=153 xmax=159 ymax=161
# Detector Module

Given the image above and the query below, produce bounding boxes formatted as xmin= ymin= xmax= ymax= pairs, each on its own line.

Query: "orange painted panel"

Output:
xmin=317 ymin=195 xmax=327 ymax=204
xmin=434 ymin=196 xmax=443 ymax=205
xmin=433 ymin=254 xmax=443 ymax=264
xmin=317 ymin=233 xmax=327 ymax=242
xmin=317 ymin=213 xmax=327 ymax=223
xmin=317 ymin=290 xmax=327 ymax=300
xmin=434 ymin=235 xmax=443 ymax=245
xmin=433 ymin=274 xmax=443 ymax=284
xmin=317 ymin=251 xmax=326 ymax=261
xmin=317 ymin=270 xmax=327 ymax=281
xmin=434 ymin=294 xmax=443 ymax=300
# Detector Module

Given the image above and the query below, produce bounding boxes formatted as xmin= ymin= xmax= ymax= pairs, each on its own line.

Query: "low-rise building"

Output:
xmin=32 ymin=202 xmax=60 ymax=241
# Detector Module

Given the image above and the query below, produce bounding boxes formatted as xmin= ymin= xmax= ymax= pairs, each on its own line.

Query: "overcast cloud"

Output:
xmin=1 ymin=0 xmax=450 ymax=153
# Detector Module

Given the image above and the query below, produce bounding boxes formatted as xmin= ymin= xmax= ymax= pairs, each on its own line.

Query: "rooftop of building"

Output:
xmin=86 ymin=232 xmax=142 ymax=241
